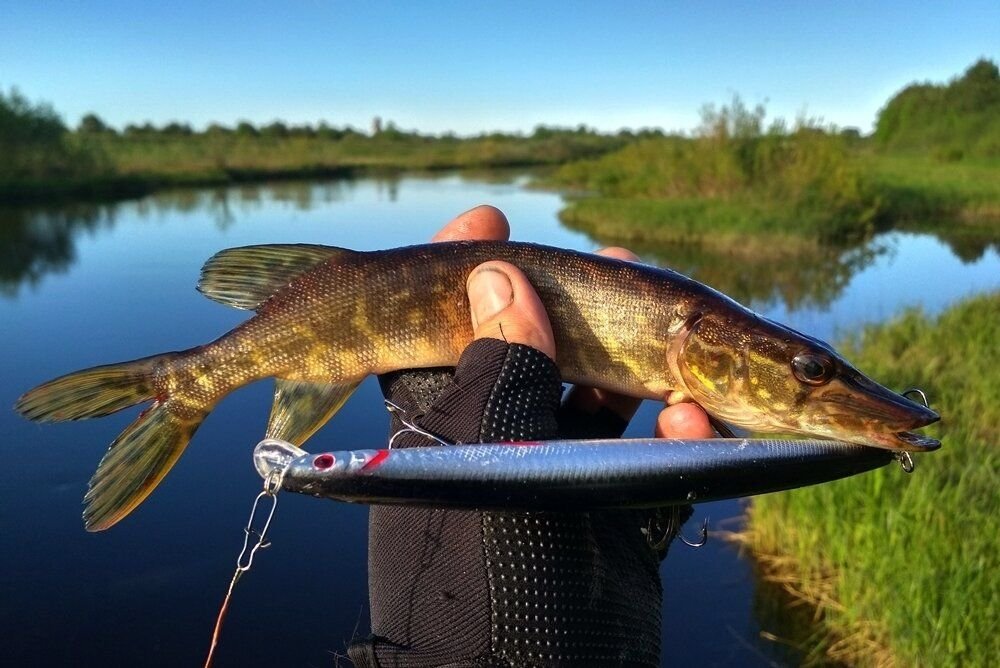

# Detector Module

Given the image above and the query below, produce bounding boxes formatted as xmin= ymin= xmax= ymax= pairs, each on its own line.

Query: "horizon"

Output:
xmin=3 ymin=2 xmax=998 ymax=136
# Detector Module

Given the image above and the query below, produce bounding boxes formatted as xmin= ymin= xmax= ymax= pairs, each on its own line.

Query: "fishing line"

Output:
xmin=204 ymin=467 xmax=286 ymax=668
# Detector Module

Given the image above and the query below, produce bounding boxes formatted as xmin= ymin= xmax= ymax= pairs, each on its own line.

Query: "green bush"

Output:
xmin=875 ymin=59 xmax=1000 ymax=160
xmin=553 ymin=98 xmax=880 ymax=241
xmin=0 ymin=88 xmax=87 ymax=180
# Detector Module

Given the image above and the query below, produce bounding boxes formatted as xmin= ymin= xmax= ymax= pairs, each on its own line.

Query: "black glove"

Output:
xmin=348 ymin=338 xmax=683 ymax=667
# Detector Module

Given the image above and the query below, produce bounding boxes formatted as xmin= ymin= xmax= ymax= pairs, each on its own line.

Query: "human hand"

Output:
xmin=356 ymin=205 xmax=712 ymax=667
xmin=438 ymin=204 xmax=714 ymax=440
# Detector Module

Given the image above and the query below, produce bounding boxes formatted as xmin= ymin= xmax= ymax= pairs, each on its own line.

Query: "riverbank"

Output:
xmin=552 ymin=151 xmax=1000 ymax=248
xmin=0 ymin=121 xmax=625 ymax=204
xmin=735 ymin=292 xmax=999 ymax=666
xmin=549 ymin=60 xmax=1000 ymax=245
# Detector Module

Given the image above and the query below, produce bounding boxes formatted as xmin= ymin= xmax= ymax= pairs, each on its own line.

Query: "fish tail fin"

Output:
xmin=15 ymin=354 xmax=167 ymax=422
xmin=82 ymin=400 xmax=206 ymax=531
xmin=16 ymin=352 xmax=211 ymax=531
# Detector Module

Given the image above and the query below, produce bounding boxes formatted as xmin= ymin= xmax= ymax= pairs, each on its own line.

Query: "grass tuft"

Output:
xmin=738 ymin=292 xmax=1000 ymax=667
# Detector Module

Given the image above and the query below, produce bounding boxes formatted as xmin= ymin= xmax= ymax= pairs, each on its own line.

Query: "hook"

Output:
xmin=384 ymin=400 xmax=452 ymax=447
xmin=903 ymin=387 xmax=930 ymax=408
xmin=645 ymin=506 xmax=709 ymax=551
xmin=679 ymin=516 xmax=710 ymax=548
xmin=897 ymin=388 xmax=930 ymax=474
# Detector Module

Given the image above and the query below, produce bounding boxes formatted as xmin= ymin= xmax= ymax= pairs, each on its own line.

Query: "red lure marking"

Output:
xmin=507 ymin=441 xmax=544 ymax=447
xmin=313 ymin=454 xmax=335 ymax=470
xmin=361 ymin=449 xmax=390 ymax=471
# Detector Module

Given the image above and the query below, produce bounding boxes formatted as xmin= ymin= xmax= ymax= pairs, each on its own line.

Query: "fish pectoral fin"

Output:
xmin=197 ymin=244 xmax=352 ymax=310
xmin=266 ymin=379 xmax=360 ymax=445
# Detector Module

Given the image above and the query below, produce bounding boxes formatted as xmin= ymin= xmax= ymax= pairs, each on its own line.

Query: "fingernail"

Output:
xmin=468 ymin=267 xmax=513 ymax=329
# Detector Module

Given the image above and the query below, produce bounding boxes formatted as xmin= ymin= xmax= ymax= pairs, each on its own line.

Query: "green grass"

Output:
xmin=547 ymin=69 xmax=1000 ymax=246
xmin=739 ymin=292 xmax=1000 ymax=666
xmin=1 ymin=123 xmax=626 ymax=203
xmin=863 ymin=154 xmax=1000 ymax=227
xmin=553 ymin=149 xmax=1000 ymax=248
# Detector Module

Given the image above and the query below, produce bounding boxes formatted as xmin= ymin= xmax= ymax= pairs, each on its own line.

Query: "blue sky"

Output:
xmin=2 ymin=2 xmax=997 ymax=135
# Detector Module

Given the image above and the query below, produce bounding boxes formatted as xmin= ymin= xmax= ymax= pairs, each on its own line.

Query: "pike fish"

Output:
xmin=16 ymin=241 xmax=940 ymax=531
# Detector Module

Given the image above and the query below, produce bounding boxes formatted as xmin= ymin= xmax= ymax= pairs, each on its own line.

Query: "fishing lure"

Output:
xmin=253 ymin=437 xmax=895 ymax=510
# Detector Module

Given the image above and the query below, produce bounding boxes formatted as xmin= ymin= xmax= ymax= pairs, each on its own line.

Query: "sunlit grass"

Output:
xmin=863 ymin=154 xmax=1000 ymax=227
xmin=738 ymin=293 xmax=1000 ymax=666
xmin=90 ymin=132 xmax=624 ymax=179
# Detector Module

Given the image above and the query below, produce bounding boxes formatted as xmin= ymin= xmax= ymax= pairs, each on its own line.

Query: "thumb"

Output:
xmin=466 ymin=261 xmax=556 ymax=361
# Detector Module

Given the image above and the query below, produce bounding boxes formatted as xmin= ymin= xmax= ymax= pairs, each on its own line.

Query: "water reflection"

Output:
xmin=0 ymin=204 xmax=113 ymax=296
xmin=624 ymin=237 xmax=886 ymax=310
xmin=2 ymin=175 xmax=997 ymax=667
xmin=0 ymin=181 xmax=357 ymax=297
xmin=925 ymin=228 xmax=999 ymax=263
xmin=747 ymin=559 xmax=852 ymax=667
xmin=1 ymin=177 xmax=996 ymax=313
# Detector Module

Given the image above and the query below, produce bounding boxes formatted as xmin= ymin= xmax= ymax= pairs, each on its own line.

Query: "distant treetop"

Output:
xmin=874 ymin=58 xmax=999 ymax=160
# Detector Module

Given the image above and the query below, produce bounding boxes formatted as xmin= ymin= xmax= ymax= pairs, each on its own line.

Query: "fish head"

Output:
xmin=675 ymin=310 xmax=940 ymax=451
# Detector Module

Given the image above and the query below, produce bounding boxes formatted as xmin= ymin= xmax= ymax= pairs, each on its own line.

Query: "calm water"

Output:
xmin=1 ymin=175 xmax=997 ymax=667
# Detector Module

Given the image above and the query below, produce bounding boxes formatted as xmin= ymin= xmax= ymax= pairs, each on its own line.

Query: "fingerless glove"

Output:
xmin=349 ymin=338 xmax=678 ymax=667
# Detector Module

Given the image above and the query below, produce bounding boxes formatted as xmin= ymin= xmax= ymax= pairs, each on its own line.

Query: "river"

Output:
xmin=1 ymin=174 xmax=997 ymax=666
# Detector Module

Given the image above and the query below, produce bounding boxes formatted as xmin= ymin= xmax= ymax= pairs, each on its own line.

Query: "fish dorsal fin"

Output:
xmin=266 ymin=379 xmax=360 ymax=445
xmin=197 ymin=244 xmax=349 ymax=310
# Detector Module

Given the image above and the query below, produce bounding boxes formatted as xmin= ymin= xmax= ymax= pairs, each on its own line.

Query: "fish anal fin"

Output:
xmin=266 ymin=379 xmax=359 ymax=445
xmin=197 ymin=244 xmax=351 ymax=310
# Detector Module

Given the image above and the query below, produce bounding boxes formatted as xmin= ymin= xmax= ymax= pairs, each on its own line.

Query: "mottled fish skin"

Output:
xmin=205 ymin=242 xmax=711 ymax=394
xmin=15 ymin=240 xmax=940 ymax=530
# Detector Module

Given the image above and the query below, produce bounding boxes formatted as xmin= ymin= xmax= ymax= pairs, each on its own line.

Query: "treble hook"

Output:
xmin=896 ymin=452 xmax=916 ymax=474
xmin=679 ymin=517 xmax=710 ymax=548
xmin=897 ymin=388 xmax=931 ymax=474
xmin=384 ymin=400 xmax=452 ymax=447
xmin=645 ymin=506 xmax=709 ymax=551
xmin=903 ymin=387 xmax=930 ymax=407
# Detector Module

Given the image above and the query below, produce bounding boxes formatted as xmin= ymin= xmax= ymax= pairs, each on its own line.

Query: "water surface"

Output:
xmin=1 ymin=175 xmax=996 ymax=666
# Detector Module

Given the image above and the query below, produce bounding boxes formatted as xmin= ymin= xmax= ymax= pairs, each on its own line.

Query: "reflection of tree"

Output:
xmin=926 ymin=229 xmax=998 ymax=263
xmin=0 ymin=204 xmax=113 ymax=297
xmin=583 ymin=234 xmax=884 ymax=310
xmin=0 ymin=180 xmax=358 ymax=297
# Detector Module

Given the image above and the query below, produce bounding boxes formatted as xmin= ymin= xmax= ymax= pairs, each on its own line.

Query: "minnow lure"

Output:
xmin=253 ymin=437 xmax=894 ymax=510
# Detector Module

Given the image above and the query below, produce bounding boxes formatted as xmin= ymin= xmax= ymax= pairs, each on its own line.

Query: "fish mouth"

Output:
xmin=863 ymin=429 xmax=942 ymax=452
xmin=895 ymin=430 xmax=941 ymax=451
xmin=823 ymin=377 xmax=941 ymax=452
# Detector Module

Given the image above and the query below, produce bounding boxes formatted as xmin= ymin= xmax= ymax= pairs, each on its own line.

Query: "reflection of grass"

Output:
xmin=560 ymin=211 xmax=886 ymax=310
xmin=737 ymin=293 xmax=1000 ymax=666
xmin=559 ymin=196 xmax=845 ymax=245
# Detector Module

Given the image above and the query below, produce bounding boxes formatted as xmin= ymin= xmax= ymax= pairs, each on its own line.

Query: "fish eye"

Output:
xmin=791 ymin=352 xmax=835 ymax=386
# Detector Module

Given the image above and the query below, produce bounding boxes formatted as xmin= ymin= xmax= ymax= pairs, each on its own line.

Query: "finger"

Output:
xmin=592 ymin=246 xmax=640 ymax=263
xmin=655 ymin=403 xmax=714 ymax=439
xmin=467 ymin=261 xmax=556 ymax=360
xmin=564 ymin=245 xmax=643 ymax=421
xmin=432 ymin=204 xmax=510 ymax=242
